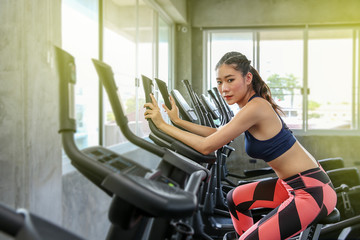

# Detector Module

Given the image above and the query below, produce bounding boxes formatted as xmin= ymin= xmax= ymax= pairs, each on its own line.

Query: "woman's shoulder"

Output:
xmin=242 ymin=96 xmax=277 ymax=121
xmin=247 ymin=96 xmax=273 ymax=111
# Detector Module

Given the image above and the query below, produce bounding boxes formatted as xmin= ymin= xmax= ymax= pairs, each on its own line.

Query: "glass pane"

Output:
xmin=259 ymin=31 xmax=304 ymax=129
xmin=103 ymin=0 xmax=153 ymax=147
xmin=208 ymin=32 xmax=254 ymax=89
xmin=137 ymin=0 xmax=153 ymax=138
xmin=103 ymin=0 xmax=136 ymax=146
xmin=62 ymin=0 xmax=99 ymax=149
xmin=158 ymin=17 xmax=170 ymax=83
xmin=308 ymin=29 xmax=353 ymax=130
xmin=157 ymin=16 xmax=170 ymax=123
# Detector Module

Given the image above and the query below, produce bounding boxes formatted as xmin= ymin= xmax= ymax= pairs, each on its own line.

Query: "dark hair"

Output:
xmin=215 ymin=51 xmax=283 ymax=115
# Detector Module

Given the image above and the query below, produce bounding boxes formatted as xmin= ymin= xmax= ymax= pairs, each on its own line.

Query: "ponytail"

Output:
xmin=250 ymin=66 xmax=284 ymax=115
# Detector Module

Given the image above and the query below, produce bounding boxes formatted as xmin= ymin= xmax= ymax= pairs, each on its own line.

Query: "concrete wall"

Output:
xmin=156 ymin=0 xmax=187 ymax=23
xmin=296 ymin=135 xmax=360 ymax=167
xmin=191 ymin=0 xmax=360 ymax=28
xmin=0 ymin=0 xmax=62 ymax=239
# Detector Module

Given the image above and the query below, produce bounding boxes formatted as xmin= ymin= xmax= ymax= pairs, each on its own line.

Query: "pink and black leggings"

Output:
xmin=226 ymin=167 xmax=337 ymax=240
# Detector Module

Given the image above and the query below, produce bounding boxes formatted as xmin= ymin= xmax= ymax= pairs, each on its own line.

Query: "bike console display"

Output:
xmin=82 ymin=146 xmax=151 ymax=177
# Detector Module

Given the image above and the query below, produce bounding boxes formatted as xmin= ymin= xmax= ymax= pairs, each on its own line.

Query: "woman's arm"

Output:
xmin=164 ymin=95 xmax=217 ymax=137
xmin=144 ymin=94 xmax=262 ymax=155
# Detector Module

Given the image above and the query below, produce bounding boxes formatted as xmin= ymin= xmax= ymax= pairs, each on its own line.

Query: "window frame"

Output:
xmin=204 ymin=26 xmax=360 ymax=135
xmin=99 ymin=0 xmax=174 ymax=146
xmin=61 ymin=0 xmax=175 ymax=172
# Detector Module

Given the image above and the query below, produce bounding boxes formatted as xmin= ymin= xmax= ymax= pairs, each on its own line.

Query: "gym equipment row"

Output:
xmin=140 ymin=75 xmax=360 ymax=239
xmin=1 ymin=47 xmax=360 ymax=240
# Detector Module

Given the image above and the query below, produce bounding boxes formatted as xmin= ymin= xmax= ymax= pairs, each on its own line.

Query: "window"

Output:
xmin=158 ymin=16 xmax=170 ymax=83
xmin=308 ymin=29 xmax=354 ymax=130
xmin=136 ymin=0 xmax=154 ymax=139
xmin=205 ymin=27 xmax=360 ymax=133
xmin=153 ymin=16 xmax=172 ymax=123
xmin=103 ymin=0 xmax=141 ymax=146
xmin=61 ymin=0 xmax=173 ymax=151
xmin=259 ymin=30 xmax=304 ymax=129
xmin=62 ymin=0 xmax=99 ymax=149
xmin=206 ymin=31 xmax=254 ymax=91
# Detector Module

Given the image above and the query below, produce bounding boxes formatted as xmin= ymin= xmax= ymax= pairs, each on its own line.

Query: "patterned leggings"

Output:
xmin=226 ymin=167 xmax=337 ymax=240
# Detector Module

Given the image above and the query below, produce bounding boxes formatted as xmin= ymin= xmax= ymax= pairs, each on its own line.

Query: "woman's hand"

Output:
xmin=163 ymin=95 xmax=180 ymax=123
xmin=144 ymin=94 xmax=166 ymax=128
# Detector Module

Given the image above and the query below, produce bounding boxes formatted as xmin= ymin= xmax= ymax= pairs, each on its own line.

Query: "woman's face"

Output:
xmin=216 ymin=64 xmax=252 ymax=107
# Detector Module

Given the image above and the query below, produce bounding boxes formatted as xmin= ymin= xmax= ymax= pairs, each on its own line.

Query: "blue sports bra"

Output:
xmin=244 ymin=94 xmax=296 ymax=162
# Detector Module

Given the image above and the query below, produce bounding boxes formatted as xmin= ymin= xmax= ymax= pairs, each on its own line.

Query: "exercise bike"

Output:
xmin=56 ymin=46 xmax=211 ymax=240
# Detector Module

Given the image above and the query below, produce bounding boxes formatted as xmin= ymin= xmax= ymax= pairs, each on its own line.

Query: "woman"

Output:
xmin=144 ymin=51 xmax=337 ymax=240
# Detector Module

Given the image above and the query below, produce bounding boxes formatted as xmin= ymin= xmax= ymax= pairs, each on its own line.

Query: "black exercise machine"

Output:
xmin=149 ymin=77 xmax=360 ymax=240
xmin=0 ymin=203 xmax=85 ymax=240
xmin=55 ymin=46 xmax=210 ymax=240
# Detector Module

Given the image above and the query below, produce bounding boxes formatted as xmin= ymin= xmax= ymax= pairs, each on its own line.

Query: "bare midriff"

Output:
xmin=268 ymin=141 xmax=319 ymax=179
